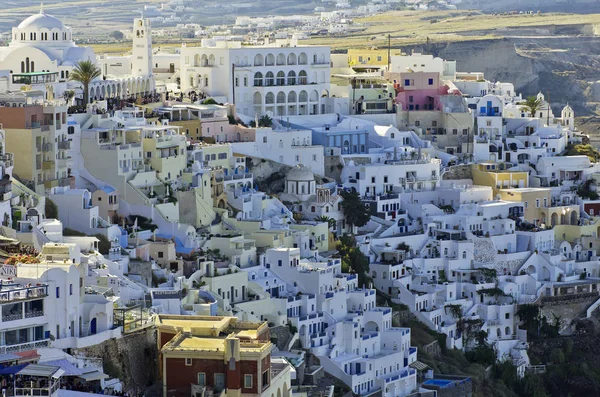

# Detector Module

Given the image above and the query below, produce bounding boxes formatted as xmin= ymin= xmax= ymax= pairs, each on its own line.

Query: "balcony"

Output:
xmin=42 ymin=160 xmax=54 ymax=170
xmin=57 ymin=141 xmax=70 ymax=150
xmin=0 ymin=285 xmax=48 ymax=303
xmin=15 ymin=381 xmax=60 ymax=397
xmin=0 ymin=339 xmax=49 ymax=354
xmin=42 ymin=143 xmax=52 ymax=152
xmin=0 ymin=153 xmax=14 ymax=168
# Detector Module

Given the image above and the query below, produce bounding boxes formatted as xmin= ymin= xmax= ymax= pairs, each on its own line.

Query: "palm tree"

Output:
xmin=70 ymin=60 xmax=102 ymax=105
xmin=315 ymin=215 xmax=336 ymax=230
xmin=522 ymin=96 xmax=542 ymax=117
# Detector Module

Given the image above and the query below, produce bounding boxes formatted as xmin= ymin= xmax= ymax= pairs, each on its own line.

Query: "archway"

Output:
xmin=551 ymin=213 xmax=558 ymax=227
xmin=90 ymin=318 xmax=97 ymax=335
xmin=571 ymin=211 xmax=578 ymax=225
xmin=364 ymin=321 xmax=379 ymax=332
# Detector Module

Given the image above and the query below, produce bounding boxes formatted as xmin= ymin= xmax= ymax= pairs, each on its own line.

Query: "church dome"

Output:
xmin=286 ymin=164 xmax=315 ymax=182
xmin=18 ymin=12 xmax=65 ymax=30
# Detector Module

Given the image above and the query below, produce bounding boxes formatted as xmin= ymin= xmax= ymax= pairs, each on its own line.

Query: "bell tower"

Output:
xmin=132 ymin=18 xmax=153 ymax=77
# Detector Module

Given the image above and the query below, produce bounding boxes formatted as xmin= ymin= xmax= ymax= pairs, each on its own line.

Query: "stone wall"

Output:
xmin=442 ymin=165 xmax=472 ymax=181
xmin=74 ymin=326 xmax=159 ymax=396
xmin=539 ymin=294 xmax=599 ymax=335
xmin=270 ymin=325 xmax=292 ymax=350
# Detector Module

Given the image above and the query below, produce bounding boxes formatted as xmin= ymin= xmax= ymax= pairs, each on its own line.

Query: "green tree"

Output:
xmin=109 ymin=31 xmax=124 ymax=40
xmin=70 ymin=60 xmax=102 ymax=105
xmin=337 ymin=234 xmax=370 ymax=285
xmin=340 ymin=190 xmax=370 ymax=229
xmin=259 ymin=115 xmax=273 ymax=127
xmin=522 ymin=96 xmax=542 ymax=117
xmin=45 ymin=198 xmax=58 ymax=219
xmin=315 ymin=215 xmax=336 ymax=230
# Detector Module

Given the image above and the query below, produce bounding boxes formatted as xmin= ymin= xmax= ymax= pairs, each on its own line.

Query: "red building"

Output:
xmin=157 ymin=315 xmax=292 ymax=397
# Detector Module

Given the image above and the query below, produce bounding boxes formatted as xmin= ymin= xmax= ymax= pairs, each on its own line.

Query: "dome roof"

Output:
xmin=287 ymin=164 xmax=314 ymax=181
xmin=18 ymin=13 xmax=65 ymax=30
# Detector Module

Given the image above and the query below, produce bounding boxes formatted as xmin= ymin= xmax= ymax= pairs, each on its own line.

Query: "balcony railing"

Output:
xmin=0 ymin=285 xmax=48 ymax=303
xmin=15 ymin=381 xmax=59 ymax=397
xmin=1 ymin=339 xmax=49 ymax=354
xmin=58 ymin=141 xmax=70 ymax=150
xmin=42 ymin=160 xmax=54 ymax=170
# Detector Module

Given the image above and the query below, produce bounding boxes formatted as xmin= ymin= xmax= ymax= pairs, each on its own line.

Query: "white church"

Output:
xmin=0 ymin=4 xmax=154 ymax=103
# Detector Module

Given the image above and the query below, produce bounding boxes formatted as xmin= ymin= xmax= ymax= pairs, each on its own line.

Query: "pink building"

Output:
xmin=388 ymin=71 xmax=458 ymax=111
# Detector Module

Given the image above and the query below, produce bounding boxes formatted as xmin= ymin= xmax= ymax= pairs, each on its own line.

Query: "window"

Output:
xmin=505 ymin=313 xmax=510 ymax=319
xmin=185 ymin=358 xmax=192 ymax=366
xmin=432 ymin=121 xmax=437 ymax=127
xmin=524 ymin=201 xmax=528 ymax=209
xmin=244 ymin=374 xmax=253 ymax=388
xmin=158 ymin=252 xmax=164 ymax=258
xmin=404 ymin=79 xmax=410 ymax=86
xmin=69 ymin=284 xmax=73 ymax=296
xmin=428 ymin=78 xmax=434 ymax=85
xmin=408 ymin=96 xmax=414 ymax=103
xmin=371 ymin=177 xmax=375 ymax=183
xmin=536 ymin=199 xmax=540 ymax=208
xmin=313 ymin=154 xmax=317 ymax=161
xmin=415 ymin=121 xmax=420 ymax=127
xmin=56 ymin=287 xmax=60 ymax=298
xmin=197 ymin=373 xmax=206 ymax=386
xmin=486 ymin=120 xmax=492 ymax=127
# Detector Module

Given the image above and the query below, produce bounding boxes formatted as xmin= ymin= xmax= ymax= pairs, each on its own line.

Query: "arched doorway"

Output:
xmin=90 ymin=318 xmax=97 ymax=335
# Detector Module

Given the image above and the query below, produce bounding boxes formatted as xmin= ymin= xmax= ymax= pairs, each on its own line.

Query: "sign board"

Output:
xmin=151 ymin=290 xmax=181 ymax=300
xmin=0 ymin=266 xmax=17 ymax=278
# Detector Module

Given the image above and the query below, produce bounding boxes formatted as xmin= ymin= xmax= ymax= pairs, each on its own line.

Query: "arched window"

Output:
xmin=265 ymin=54 xmax=275 ymax=66
xmin=276 ymin=53 xmax=285 ymax=65
xmin=299 ymin=70 xmax=308 ymax=85
xmin=462 ymin=251 xmax=467 ymax=259
xmin=265 ymin=72 xmax=274 ymax=86
xmin=21 ymin=61 xmax=25 ymax=73
xmin=253 ymin=54 xmax=263 ymax=66
xmin=299 ymin=90 xmax=308 ymax=102
xmin=276 ymin=92 xmax=286 ymax=104
xmin=25 ymin=57 xmax=30 ymax=73
xmin=287 ymin=53 xmax=297 ymax=65
xmin=253 ymin=72 xmax=263 ymax=87
xmin=287 ymin=71 xmax=296 ymax=85
xmin=265 ymin=92 xmax=274 ymax=104
xmin=276 ymin=71 xmax=285 ymax=86
xmin=288 ymin=91 xmax=297 ymax=103
xmin=30 ymin=61 xmax=34 ymax=73
xmin=298 ymin=53 xmax=308 ymax=65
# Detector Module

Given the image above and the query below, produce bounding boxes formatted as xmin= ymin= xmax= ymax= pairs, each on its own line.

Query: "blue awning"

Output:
xmin=42 ymin=360 xmax=83 ymax=376
xmin=0 ymin=363 xmax=28 ymax=375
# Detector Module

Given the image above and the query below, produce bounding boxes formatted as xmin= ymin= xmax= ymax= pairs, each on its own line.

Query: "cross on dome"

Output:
xmin=40 ymin=2 xmax=44 ymax=14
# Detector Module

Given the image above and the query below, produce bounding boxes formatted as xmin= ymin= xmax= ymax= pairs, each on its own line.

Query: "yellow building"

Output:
xmin=471 ymin=163 xmax=528 ymax=195
xmin=499 ymin=187 xmax=580 ymax=228
xmin=554 ymin=217 xmax=600 ymax=243
xmin=348 ymin=49 xmax=399 ymax=68
xmin=1 ymin=103 xmax=70 ymax=193
xmin=141 ymin=125 xmax=187 ymax=182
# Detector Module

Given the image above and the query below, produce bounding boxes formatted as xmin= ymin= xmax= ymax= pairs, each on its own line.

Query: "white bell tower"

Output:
xmin=132 ymin=18 xmax=153 ymax=77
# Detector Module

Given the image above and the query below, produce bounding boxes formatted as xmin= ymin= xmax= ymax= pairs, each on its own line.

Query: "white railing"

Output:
xmin=1 ymin=339 xmax=49 ymax=354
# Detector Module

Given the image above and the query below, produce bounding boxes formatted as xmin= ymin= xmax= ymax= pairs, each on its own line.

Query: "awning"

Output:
xmin=42 ymin=359 xmax=83 ymax=376
xmin=0 ymin=364 xmax=28 ymax=375
xmin=409 ymin=361 xmax=429 ymax=372
xmin=15 ymin=350 xmax=40 ymax=363
xmin=0 ymin=353 xmax=21 ymax=363
xmin=18 ymin=364 xmax=64 ymax=379
xmin=77 ymin=371 xmax=108 ymax=381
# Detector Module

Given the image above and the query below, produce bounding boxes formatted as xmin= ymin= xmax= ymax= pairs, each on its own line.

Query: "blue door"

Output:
xmin=90 ymin=318 xmax=97 ymax=335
